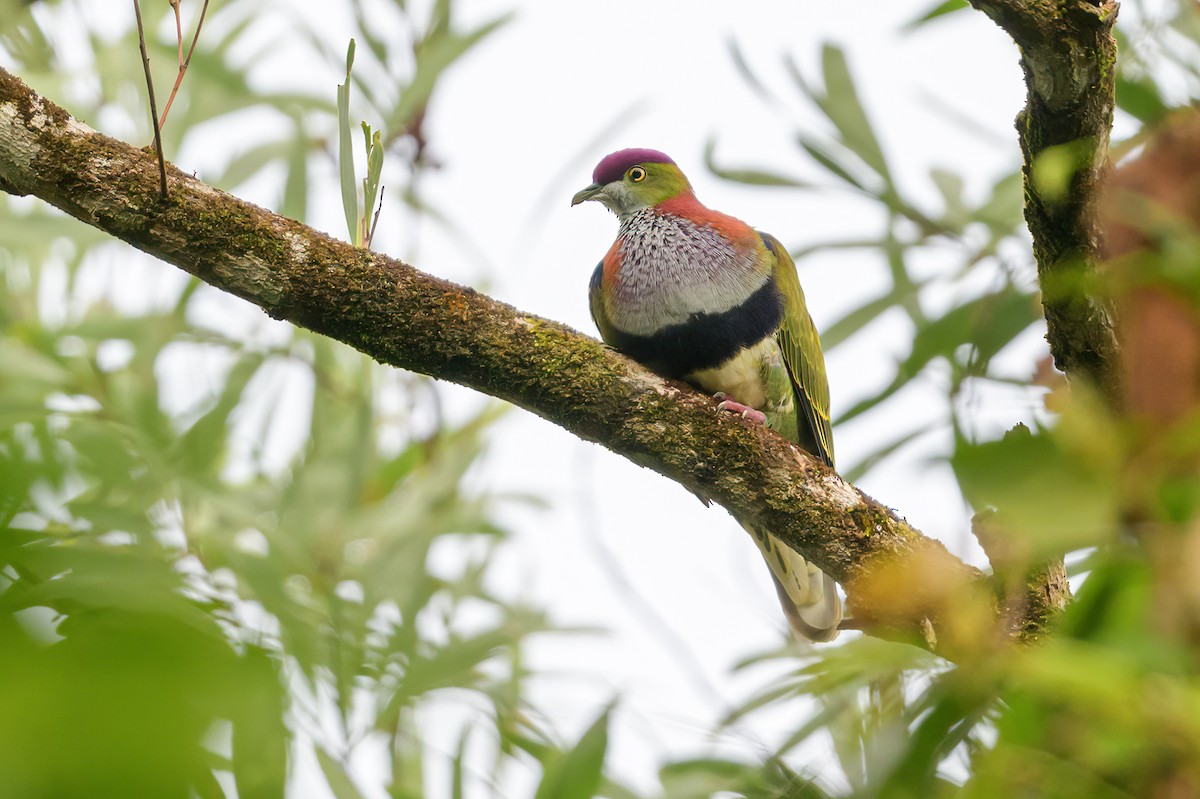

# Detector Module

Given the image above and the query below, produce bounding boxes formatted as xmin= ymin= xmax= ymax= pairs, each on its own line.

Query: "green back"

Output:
xmin=762 ymin=233 xmax=834 ymax=468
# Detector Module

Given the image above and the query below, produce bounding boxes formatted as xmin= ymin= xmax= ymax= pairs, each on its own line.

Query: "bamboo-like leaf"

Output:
xmin=0 ymin=2 xmax=54 ymax=71
xmin=814 ymin=44 xmax=892 ymax=182
xmin=230 ymin=647 xmax=287 ymax=799
xmin=351 ymin=1 xmax=390 ymax=66
xmin=842 ymin=423 xmax=935 ymax=483
xmin=953 ymin=426 xmax=1118 ymax=561
xmin=387 ymin=13 xmax=511 ymax=133
xmin=876 ymin=687 xmax=992 ymax=796
xmin=282 ymin=122 xmax=311 ymax=221
xmin=338 ymin=39 xmax=360 ymax=245
xmin=821 ymin=285 xmax=924 ymax=351
xmin=1115 ymin=74 xmax=1170 ymax=124
xmin=704 ymin=138 xmax=814 ymax=189
xmin=177 ymin=353 xmax=265 ymax=475
xmin=215 ymin=139 xmax=290 ymax=191
xmin=975 ymin=169 xmax=1024 ymax=235
xmin=838 ymin=282 xmax=1038 ymax=422
xmin=726 ymin=38 xmax=779 ymax=105
xmin=797 ymin=135 xmax=873 ymax=192
xmin=533 ymin=704 xmax=612 ymax=799
xmin=316 ymin=749 xmax=368 ymax=799
xmin=930 ymin=167 xmax=969 ymax=232
xmin=904 ymin=0 xmax=970 ymax=29
xmin=450 ymin=726 xmax=470 ymax=799
xmin=362 ymin=128 xmax=384 ymax=246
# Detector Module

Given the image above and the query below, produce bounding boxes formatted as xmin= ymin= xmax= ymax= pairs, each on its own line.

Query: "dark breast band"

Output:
xmin=590 ymin=266 xmax=784 ymax=378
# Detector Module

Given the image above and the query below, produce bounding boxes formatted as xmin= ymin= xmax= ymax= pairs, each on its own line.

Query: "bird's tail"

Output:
xmin=746 ymin=525 xmax=842 ymax=642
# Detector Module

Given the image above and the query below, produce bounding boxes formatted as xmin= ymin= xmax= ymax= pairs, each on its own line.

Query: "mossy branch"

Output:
xmin=2 ymin=67 xmax=1031 ymax=658
xmin=967 ymin=0 xmax=1121 ymax=405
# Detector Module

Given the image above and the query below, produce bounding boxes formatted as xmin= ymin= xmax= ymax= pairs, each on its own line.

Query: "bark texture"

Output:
xmin=969 ymin=0 xmax=1121 ymax=406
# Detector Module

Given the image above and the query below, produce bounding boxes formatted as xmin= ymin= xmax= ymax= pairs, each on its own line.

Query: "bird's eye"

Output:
xmin=627 ymin=166 xmax=647 ymax=182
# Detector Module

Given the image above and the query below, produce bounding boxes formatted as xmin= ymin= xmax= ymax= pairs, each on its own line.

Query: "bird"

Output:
xmin=572 ymin=147 xmax=842 ymax=642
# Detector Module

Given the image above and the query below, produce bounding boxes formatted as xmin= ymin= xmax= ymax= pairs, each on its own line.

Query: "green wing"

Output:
xmin=761 ymin=233 xmax=834 ymax=468
xmin=588 ymin=262 xmax=618 ymax=345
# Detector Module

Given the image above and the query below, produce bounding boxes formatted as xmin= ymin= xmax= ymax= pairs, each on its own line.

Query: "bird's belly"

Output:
xmin=686 ymin=338 xmax=775 ymax=409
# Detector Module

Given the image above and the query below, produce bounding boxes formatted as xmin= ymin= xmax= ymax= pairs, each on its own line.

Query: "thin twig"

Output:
xmin=158 ymin=0 xmax=211 ymax=130
xmin=366 ymin=184 xmax=385 ymax=249
xmin=133 ymin=0 xmax=168 ymax=199
xmin=170 ymin=0 xmax=183 ymax=69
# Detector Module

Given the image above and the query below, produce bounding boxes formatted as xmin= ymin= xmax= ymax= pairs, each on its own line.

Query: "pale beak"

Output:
xmin=571 ymin=182 xmax=604 ymax=206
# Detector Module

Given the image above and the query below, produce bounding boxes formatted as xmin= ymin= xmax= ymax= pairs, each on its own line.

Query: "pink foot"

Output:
xmin=714 ymin=393 xmax=767 ymax=425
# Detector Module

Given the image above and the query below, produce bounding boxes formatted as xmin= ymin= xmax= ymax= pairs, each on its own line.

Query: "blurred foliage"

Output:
xmin=338 ymin=39 xmax=387 ymax=249
xmin=707 ymin=2 xmax=1200 ymax=799
xmin=716 ymin=38 xmax=1034 ymax=483
xmin=6 ymin=0 xmax=1200 ymax=798
xmin=0 ymin=1 xmax=622 ymax=797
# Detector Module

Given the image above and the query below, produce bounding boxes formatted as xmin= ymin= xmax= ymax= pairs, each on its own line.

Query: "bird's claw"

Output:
xmin=715 ymin=395 xmax=767 ymax=425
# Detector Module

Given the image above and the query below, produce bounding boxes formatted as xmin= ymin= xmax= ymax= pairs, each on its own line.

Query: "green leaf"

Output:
xmin=726 ymin=38 xmax=779 ymax=105
xmin=177 ymin=352 xmax=264 ymax=475
xmin=282 ymin=123 xmax=311 ymax=221
xmin=842 ymin=423 xmax=935 ymax=483
xmin=976 ymin=170 xmax=1025 ymax=237
xmin=338 ymin=39 xmax=360 ymax=245
xmin=450 ymin=727 xmax=470 ymax=799
xmin=316 ymin=749 xmax=367 ymax=799
xmin=797 ymin=135 xmax=872 ymax=191
xmin=387 ymin=13 xmax=512 ymax=134
xmin=14 ymin=544 xmax=217 ymax=635
xmin=1031 ymin=139 xmax=1094 ymax=206
xmin=660 ymin=756 xmax=829 ymax=799
xmin=1115 ymin=75 xmax=1170 ymax=124
xmin=876 ymin=686 xmax=991 ymax=796
xmin=660 ymin=757 xmax=755 ymax=798
xmin=952 ymin=425 xmax=1119 ymax=562
xmin=215 ymin=139 xmax=289 ymax=190
xmin=362 ymin=128 xmax=384 ymax=246
xmin=533 ymin=704 xmax=612 ymax=799
xmin=821 ymin=283 xmax=924 ymax=351
xmin=813 ymin=43 xmax=891 ymax=181
xmin=905 ymin=284 xmax=1038 ymax=376
xmin=0 ymin=339 xmax=72 ymax=387
xmin=904 ymin=0 xmax=970 ymax=29
xmin=0 ymin=1 xmax=54 ymax=69
xmin=930 ymin=167 xmax=969 ymax=232
xmin=704 ymin=138 xmax=814 ymax=189
xmin=389 ymin=628 xmax=512 ymax=710
xmin=834 ymin=284 xmax=1038 ymax=428
xmin=230 ymin=647 xmax=287 ymax=799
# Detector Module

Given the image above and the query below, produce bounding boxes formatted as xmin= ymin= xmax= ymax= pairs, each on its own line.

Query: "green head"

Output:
xmin=571 ymin=148 xmax=692 ymax=216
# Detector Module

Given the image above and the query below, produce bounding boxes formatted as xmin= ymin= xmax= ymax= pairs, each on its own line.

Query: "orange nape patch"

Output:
xmin=655 ymin=193 xmax=762 ymax=248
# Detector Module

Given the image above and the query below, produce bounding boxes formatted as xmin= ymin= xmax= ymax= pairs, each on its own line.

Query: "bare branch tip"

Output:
xmin=132 ymin=0 xmax=169 ymax=200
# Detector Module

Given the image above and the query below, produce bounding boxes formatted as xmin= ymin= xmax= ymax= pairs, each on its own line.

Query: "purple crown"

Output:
xmin=592 ymin=148 xmax=675 ymax=185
